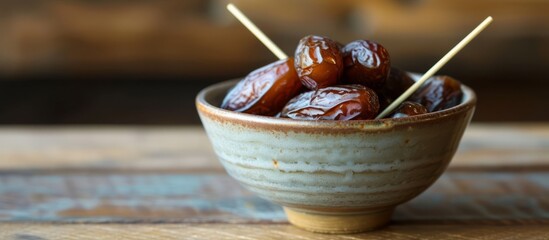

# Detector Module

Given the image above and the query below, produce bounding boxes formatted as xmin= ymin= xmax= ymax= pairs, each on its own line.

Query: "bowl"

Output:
xmin=196 ymin=78 xmax=476 ymax=234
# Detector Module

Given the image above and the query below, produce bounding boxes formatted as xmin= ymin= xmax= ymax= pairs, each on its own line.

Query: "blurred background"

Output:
xmin=0 ymin=0 xmax=547 ymax=124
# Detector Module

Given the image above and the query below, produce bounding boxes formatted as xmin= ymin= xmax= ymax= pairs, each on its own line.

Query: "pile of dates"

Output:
xmin=221 ymin=35 xmax=463 ymax=120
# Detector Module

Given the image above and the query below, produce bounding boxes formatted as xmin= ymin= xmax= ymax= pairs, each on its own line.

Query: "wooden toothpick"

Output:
xmin=227 ymin=3 xmax=288 ymax=60
xmin=376 ymin=16 xmax=493 ymax=119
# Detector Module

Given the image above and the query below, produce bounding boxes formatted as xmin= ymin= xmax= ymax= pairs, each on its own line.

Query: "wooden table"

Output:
xmin=0 ymin=124 xmax=548 ymax=239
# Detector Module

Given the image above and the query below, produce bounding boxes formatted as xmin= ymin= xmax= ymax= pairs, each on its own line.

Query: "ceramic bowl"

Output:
xmin=196 ymin=78 xmax=476 ymax=234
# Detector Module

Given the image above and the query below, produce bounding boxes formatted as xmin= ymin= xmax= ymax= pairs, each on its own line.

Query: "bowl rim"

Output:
xmin=196 ymin=78 xmax=476 ymax=132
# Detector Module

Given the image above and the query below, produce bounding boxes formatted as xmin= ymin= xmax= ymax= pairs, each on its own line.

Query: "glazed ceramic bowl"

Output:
xmin=196 ymin=78 xmax=476 ymax=234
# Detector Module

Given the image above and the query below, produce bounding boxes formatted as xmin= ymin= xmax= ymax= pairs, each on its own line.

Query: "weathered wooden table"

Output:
xmin=0 ymin=124 xmax=547 ymax=239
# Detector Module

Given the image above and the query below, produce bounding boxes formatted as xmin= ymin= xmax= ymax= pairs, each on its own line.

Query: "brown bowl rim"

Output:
xmin=196 ymin=78 xmax=476 ymax=133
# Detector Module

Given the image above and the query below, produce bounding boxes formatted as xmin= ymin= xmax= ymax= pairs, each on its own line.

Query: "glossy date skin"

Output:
xmin=221 ymin=58 xmax=302 ymax=116
xmin=280 ymin=85 xmax=379 ymax=120
xmin=342 ymin=40 xmax=390 ymax=90
xmin=410 ymin=75 xmax=463 ymax=112
xmin=390 ymin=101 xmax=428 ymax=118
xmin=294 ymin=35 xmax=343 ymax=90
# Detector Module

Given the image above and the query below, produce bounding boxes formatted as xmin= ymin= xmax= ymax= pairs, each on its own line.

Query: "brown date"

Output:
xmin=294 ymin=35 xmax=344 ymax=90
xmin=389 ymin=101 xmax=428 ymax=118
xmin=342 ymin=40 xmax=390 ymax=90
xmin=381 ymin=68 xmax=416 ymax=100
xmin=376 ymin=68 xmax=415 ymax=110
xmin=378 ymin=94 xmax=393 ymax=112
xmin=409 ymin=75 xmax=463 ymax=112
xmin=221 ymin=58 xmax=302 ymax=116
xmin=280 ymin=85 xmax=379 ymax=120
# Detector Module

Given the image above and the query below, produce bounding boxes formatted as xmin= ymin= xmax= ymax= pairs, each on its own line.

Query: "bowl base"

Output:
xmin=284 ymin=207 xmax=393 ymax=234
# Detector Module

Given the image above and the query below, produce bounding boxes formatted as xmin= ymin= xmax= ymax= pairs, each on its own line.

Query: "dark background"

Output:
xmin=0 ymin=0 xmax=547 ymax=124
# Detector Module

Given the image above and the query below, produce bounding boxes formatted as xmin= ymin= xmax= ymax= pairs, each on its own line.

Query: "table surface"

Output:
xmin=0 ymin=124 xmax=548 ymax=239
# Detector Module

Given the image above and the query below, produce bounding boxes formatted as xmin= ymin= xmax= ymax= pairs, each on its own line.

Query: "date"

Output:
xmin=409 ymin=75 xmax=463 ymax=112
xmin=294 ymin=35 xmax=344 ymax=90
xmin=342 ymin=40 xmax=391 ymax=90
xmin=221 ymin=58 xmax=302 ymax=116
xmin=389 ymin=101 xmax=428 ymax=118
xmin=381 ymin=68 xmax=416 ymax=100
xmin=280 ymin=85 xmax=379 ymax=120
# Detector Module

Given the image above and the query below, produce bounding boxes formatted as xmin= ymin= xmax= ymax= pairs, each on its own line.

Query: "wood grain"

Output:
xmin=0 ymin=127 xmax=220 ymax=171
xmin=0 ymin=124 xmax=547 ymax=171
xmin=0 ymin=125 xmax=547 ymax=238
xmin=0 ymin=171 xmax=546 ymax=223
xmin=1 ymin=223 xmax=549 ymax=240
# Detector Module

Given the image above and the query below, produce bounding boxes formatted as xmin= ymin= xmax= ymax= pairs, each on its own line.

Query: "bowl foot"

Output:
xmin=284 ymin=207 xmax=393 ymax=234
